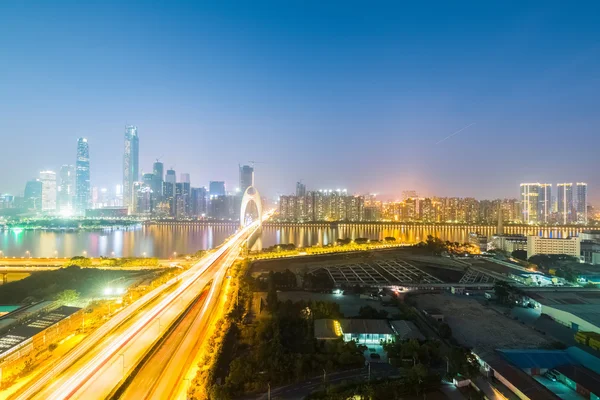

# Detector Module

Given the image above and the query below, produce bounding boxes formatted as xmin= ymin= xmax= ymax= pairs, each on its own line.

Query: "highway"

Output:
xmin=117 ymin=239 xmax=240 ymax=399
xmin=12 ymin=218 xmax=264 ymax=400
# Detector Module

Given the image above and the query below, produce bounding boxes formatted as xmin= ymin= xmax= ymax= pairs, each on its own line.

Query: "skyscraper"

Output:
xmin=557 ymin=183 xmax=574 ymax=224
xmin=538 ymin=184 xmax=552 ymax=223
xmin=75 ymin=137 xmax=90 ymax=214
xmin=296 ymin=181 xmax=306 ymax=197
xmin=209 ymin=181 xmax=226 ymax=197
xmin=239 ymin=165 xmax=254 ymax=193
xmin=123 ymin=125 xmax=139 ymax=209
xmin=180 ymin=173 xmax=190 ymax=184
xmin=58 ymin=165 xmax=75 ymax=213
xmin=39 ymin=170 xmax=57 ymax=212
xmin=576 ymin=182 xmax=588 ymax=224
xmin=520 ymin=183 xmax=539 ymax=223
xmin=24 ymin=179 xmax=42 ymax=211
xmin=152 ymin=161 xmax=164 ymax=201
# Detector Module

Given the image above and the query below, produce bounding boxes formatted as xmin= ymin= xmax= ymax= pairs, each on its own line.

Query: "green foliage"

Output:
xmin=511 ymin=249 xmax=528 ymax=260
xmin=384 ymin=236 xmax=396 ymax=242
xmin=415 ymin=235 xmax=480 ymax=255
xmin=446 ymin=347 xmax=480 ymax=379
xmin=0 ymin=266 xmax=143 ymax=303
xmin=383 ymin=339 xmax=441 ymax=367
xmin=55 ymin=289 xmax=80 ymax=305
xmin=356 ymin=305 xmax=388 ymax=319
xmin=64 ymin=256 xmax=92 ymax=267
xmin=303 ymin=270 xmax=334 ymax=290
xmin=218 ymin=299 xmax=364 ymax=397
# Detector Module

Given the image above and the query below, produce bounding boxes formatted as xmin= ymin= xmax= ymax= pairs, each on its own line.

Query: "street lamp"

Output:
xmin=173 ymin=251 xmax=177 ymax=259
xmin=0 ymin=250 xmax=3 ymax=258
xmin=54 ymin=250 xmax=58 ymax=258
xmin=82 ymin=250 xmax=87 ymax=257
xmin=25 ymin=250 xmax=30 ymax=258
xmin=142 ymin=252 xmax=146 ymax=258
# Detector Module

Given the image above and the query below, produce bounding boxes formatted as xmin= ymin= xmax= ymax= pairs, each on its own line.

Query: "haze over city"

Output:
xmin=2 ymin=1 xmax=599 ymax=201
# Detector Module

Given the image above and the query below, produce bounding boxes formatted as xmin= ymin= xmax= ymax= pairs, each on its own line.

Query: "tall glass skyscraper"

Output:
xmin=239 ymin=165 xmax=254 ymax=193
xmin=40 ymin=170 xmax=57 ymax=212
xmin=123 ymin=125 xmax=139 ymax=209
xmin=520 ymin=183 xmax=539 ymax=223
xmin=75 ymin=138 xmax=90 ymax=214
xmin=537 ymin=184 xmax=552 ymax=223
xmin=576 ymin=182 xmax=588 ymax=224
xmin=557 ymin=183 xmax=574 ymax=224
xmin=58 ymin=165 xmax=76 ymax=213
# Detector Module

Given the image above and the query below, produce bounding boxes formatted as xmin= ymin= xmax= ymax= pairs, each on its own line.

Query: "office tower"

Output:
xmin=175 ymin=182 xmax=191 ymax=218
xmin=115 ymin=184 xmax=123 ymax=206
xmin=557 ymin=183 xmax=574 ymax=224
xmin=166 ymin=169 xmax=176 ymax=185
xmin=123 ymin=125 xmax=139 ymax=209
xmin=180 ymin=173 xmax=190 ymax=184
xmin=537 ymin=184 xmax=552 ymax=224
xmin=24 ymin=179 xmax=42 ymax=211
xmin=40 ymin=171 xmax=57 ymax=212
xmin=209 ymin=181 xmax=226 ymax=197
xmin=191 ymin=187 xmax=207 ymax=216
xmin=239 ymin=165 xmax=254 ymax=193
xmin=142 ymin=173 xmax=154 ymax=186
xmin=75 ymin=138 xmax=91 ymax=214
xmin=162 ymin=181 xmax=175 ymax=217
xmin=58 ymin=165 xmax=75 ymax=213
xmin=520 ymin=183 xmax=540 ymax=223
xmin=296 ymin=181 xmax=306 ymax=197
xmin=152 ymin=161 xmax=164 ymax=201
xmin=576 ymin=182 xmax=588 ymax=224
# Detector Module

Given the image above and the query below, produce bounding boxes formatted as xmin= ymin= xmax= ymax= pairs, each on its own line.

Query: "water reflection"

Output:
xmin=0 ymin=224 xmax=588 ymax=258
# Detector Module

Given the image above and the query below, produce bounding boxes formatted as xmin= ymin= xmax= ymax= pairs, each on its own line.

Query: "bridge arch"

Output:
xmin=240 ymin=186 xmax=262 ymax=228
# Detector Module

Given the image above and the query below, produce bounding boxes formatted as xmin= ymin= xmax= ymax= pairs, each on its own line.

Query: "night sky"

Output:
xmin=1 ymin=1 xmax=599 ymax=201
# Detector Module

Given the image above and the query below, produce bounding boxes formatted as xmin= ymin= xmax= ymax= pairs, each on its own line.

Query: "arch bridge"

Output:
xmin=240 ymin=185 xmax=263 ymax=228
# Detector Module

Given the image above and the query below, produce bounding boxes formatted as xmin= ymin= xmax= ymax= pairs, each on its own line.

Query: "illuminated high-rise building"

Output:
xmin=209 ymin=181 xmax=226 ymax=197
xmin=24 ymin=179 xmax=42 ymax=211
xmin=152 ymin=161 xmax=164 ymax=201
xmin=576 ymin=182 xmax=588 ymax=224
xmin=239 ymin=165 xmax=254 ymax=193
xmin=75 ymin=137 xmax=90 ymax=214
xmin=296 ymin=181 xmax=306 ymax=197
xmin=58 ymin=165 xmax=75 ymax=213
xmin=557 ymin=183 xmax=574 ymax=224
xmin=40 ymin=171 xmax=57 ymax=212
xmin=537 ymin=184 xmax=552 ymax=223
xmin=520 ymin=183 xmax=540 ymax=223
xmin=123 ymin=125 xmax=139 ymax=209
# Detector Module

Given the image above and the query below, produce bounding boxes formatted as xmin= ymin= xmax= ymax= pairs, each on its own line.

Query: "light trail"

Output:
xmin=17 ymin=214 xmax=269 ymax=400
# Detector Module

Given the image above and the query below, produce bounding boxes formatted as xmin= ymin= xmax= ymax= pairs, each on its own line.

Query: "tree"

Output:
xmin=56 ymin=289 xmax=80 ymax=305
xmin=511 ymin=250 xmax=527 ymax=261
xmin=406 ymin=363 xmax=429 ymax=395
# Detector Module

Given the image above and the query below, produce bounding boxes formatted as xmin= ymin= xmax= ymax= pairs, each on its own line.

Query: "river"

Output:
xmin=0 ymin=223 xmax=586 ymax=258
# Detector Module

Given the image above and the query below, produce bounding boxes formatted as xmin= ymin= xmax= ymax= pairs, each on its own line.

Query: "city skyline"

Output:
xmin=1 ymin=2 xmax=600 ymax=201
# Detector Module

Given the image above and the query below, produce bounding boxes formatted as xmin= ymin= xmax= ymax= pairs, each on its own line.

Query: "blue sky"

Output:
xmin=1 ymin=1 xmax=599 ymax=201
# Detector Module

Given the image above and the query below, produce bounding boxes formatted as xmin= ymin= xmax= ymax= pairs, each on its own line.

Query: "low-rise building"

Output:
xmin=489 ymin=234 xmax=527 ymax=253
xmin=527 ymin=236 xmax=581 ymax=258
xmin=390 ymin=320 xmax=425 ymax=341
xmin=314 ymin=319 xmax=394 ymax=344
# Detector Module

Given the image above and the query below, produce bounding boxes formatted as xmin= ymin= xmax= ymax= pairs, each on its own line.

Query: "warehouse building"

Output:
xmin=527 ymin=290 xmax=600 ymax=333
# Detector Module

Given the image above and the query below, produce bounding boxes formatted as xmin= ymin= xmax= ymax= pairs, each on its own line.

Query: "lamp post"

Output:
xmin=25 ymin=250 xmax=30 ymax=259
xmin=83 ymin=250 xmax=87 ymax=257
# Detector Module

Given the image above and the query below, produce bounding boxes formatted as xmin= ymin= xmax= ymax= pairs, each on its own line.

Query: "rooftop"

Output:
xmin=390 ymin=320 xmax=425 ymax=341
xmin=0 ymin=306 xmax=80 ymax=358
xmin=555 ymin=364 xmax=600 ymax=397
xmin=339 ymin=319 xmax=394 ymax=335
